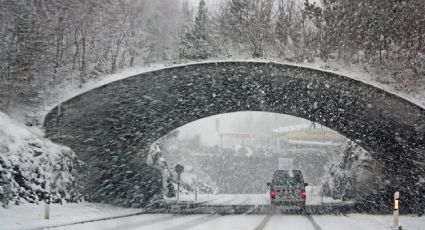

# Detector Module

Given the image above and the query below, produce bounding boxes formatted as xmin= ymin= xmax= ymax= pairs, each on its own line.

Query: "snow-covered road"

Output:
xmin=1 ymin=194 xmax=423 ymax=230
xmin=199 ymin=194 xmax=269 ymax=206
xmin=49 ymin=213 xmax=425 ymax=230
xmin=166 ymin=187 xmax=348 ymax=206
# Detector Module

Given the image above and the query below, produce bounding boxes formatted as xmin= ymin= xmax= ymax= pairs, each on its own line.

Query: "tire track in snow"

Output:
xmin=263 ymin=195 xmax=270 ymax=205
xmin=240 ymin=197 xmax=253 ymax=205
xmin=240 ymin=197 xmax=256 ymax=214
xmin=305 ymin=215 xmax=323 ymax=230
xmin=205 ymin=196 xmax=237 ymax=205
xmin=44 ymin=214 xmax=176 ymax=230
xmin=254 ymin=215 xmax=272 ymax=230
xmin=162 ymin=214 xmax=221 ymax=230
xmin=98 ymin=215 xmax=181 ymax=230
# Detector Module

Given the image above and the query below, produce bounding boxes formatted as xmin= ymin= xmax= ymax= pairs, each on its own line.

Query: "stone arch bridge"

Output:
xmin=44 ymin=62 xmax=425 ymax=210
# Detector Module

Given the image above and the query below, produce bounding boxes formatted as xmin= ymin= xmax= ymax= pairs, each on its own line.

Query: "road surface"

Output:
xmin=45 ymin=194 xmax=423 ymax=230
xmin=161 ymin=191 xmax=353 ymax=215
xmin=1 ymin=194 xmax=423 ymax=230
xmin=48 ymin=213 xmax=424 ymax=230
xmin=166 ymin=187 xmax=347 ymax=206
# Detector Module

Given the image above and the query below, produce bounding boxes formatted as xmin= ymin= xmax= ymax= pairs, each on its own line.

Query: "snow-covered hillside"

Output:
xmin=0 ymin=112 xmax=81 ymax=207
xmin=320 ymin=141 xmax=389 ymax=211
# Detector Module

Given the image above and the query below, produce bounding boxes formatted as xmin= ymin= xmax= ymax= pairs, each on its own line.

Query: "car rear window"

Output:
xmin=272 ymin=170 xmax=304 ymax=186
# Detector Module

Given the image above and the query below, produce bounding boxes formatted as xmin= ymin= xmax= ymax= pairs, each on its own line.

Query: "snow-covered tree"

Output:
xmin=220 ymin=0 xmax=274 ymax=57
xmin=275 ymin=0 xmax=294 ymax=57
xmin=181 ymin=0 xmax=213 ymax=59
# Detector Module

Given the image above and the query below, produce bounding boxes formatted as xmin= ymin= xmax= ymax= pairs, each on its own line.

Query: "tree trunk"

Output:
xmin=119 ymin=50 xmax=126 ymax=70
xmin=54 ymin=16 xmax=64 ymax=84
xmin=72 ymin=28 xmax=79 ymax=71
xmin=80 ymin=35 xmax=87 ymax=84
xmin=111 ymin=38 xmax=122 ymax=73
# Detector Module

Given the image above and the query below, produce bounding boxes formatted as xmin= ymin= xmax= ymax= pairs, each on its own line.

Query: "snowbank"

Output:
xmin=0 ymin=112 xmax=81 ymax=207
xmin=319 ymin=141 xmax=389 ymax=212
xmin=146 ymin=143 xmax=214 ymax=200
xmin=0 ymin=202 xmax=140 ymax=230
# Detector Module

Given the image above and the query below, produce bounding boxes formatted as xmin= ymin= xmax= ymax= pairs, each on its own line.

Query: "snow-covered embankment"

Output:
xmin=0 ymin=112 xmax=81 ymax=207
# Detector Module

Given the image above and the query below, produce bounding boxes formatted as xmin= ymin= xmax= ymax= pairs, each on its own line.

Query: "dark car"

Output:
xmin=267 ymin=170 xmax=308 ymax=210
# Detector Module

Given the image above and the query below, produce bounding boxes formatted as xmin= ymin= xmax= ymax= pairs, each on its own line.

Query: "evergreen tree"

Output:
xmin=227 ymin=0 xmax=250 ymax=41
xmin=181 ymin=0 xmax=212 ymax=59
xmin=193 ymin=0 xmax=211 ymax=59
xmin=179 ymin=0 xmax=194 ymax=59
xmin=249 ymin=1 xmax=274 ymax=58
xmin=220 ymin=0 xmax=273 ymax=58
xmin=219 ymin=0 xmax=250 ymax=52
xmin=275 ymin=0 xmax=294 ymax=57
xmin=194 ymin=0 xmax=208 ymax=41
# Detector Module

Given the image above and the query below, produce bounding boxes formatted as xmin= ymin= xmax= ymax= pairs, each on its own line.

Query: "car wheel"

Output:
xmin=270 ymin=202 xmax=277 ymax=211
xmin=300 ymin=204 xmax=307 ymax=214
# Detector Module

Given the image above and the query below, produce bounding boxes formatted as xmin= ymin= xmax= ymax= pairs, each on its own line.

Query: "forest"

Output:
xmin=1 ymin=0 xmax=424 ymax=113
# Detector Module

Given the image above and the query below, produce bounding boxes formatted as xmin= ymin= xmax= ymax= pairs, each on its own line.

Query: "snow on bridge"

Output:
xmin=43 ymin=61 xmax=425 ymax=210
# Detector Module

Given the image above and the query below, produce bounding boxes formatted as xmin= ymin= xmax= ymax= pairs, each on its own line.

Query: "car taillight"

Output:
xmin=301 ymin=191 xmax=306 ymax=197
xmin=271 ymin=191 xmax=276 ymax=198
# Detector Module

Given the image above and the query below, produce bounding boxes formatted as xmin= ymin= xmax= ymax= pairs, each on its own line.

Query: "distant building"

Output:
xmin=272 ymin=124 xmax=346 ymax=154
xmin=219 ymin=133 xmax=254 ymax=149
xmin=218 ymin=132 xmax=273 ymax=155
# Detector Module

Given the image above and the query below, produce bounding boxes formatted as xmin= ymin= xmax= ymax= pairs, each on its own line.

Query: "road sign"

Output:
xmin=175 ymin=164 xmax=184 ymax=202
xmin=175 ymin=164 xmax=184 ymax=175
xmin=278 ymin=158 xmax=294 ymax=170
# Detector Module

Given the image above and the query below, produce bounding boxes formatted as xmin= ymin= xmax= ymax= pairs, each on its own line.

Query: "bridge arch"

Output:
xmin=44 ymin=62 xmax=425 ymax=208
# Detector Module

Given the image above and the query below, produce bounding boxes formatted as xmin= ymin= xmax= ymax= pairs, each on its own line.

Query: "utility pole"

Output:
xmin=193 ymin=177 xmax=198 ymax=202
